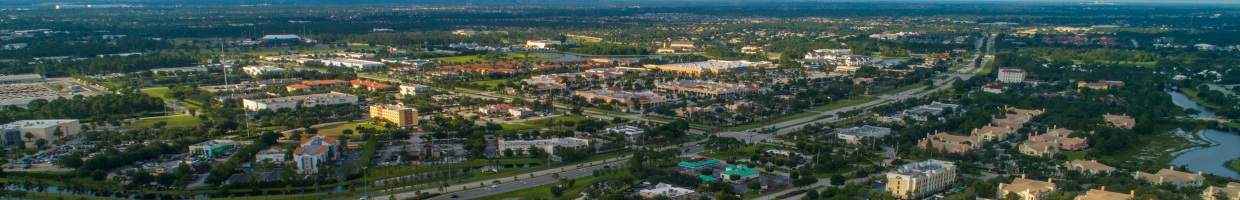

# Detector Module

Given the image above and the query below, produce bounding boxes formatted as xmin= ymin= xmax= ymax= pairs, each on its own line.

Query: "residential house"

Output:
xmin=998 ymin=177 xmax=1057 ymax=200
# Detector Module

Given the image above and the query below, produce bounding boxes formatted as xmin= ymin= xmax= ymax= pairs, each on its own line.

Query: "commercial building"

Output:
xmin=1075 ymin=187 xmax=1135 ymax=200
xmin=1203 ymin=182 xmax=1240 ymax=200
xmin=261 ymin=34 xmax=302 ymax=44
xmin=644 ymin=60 xmax=773 ymax=76
xmin=242 ymin=92 xmax=359 ymax=111
xmin=882 ymin=101 xmax=961 ymax=122
xmin=584 ymin=67 xmax=647 ymax=78
xmin=677 ymin=158 xmax=722 ymax=170
xmin=319 ymin=58 xmax=386 ymax=70
xmin=998 ymin=177 xmax=1057 ymax=200
xmin=720 ymin=164 xmax=759 ymax=182
xmin=998 ymin=68 xmax=1027 ymax=83
xmin=1134 ymin=167 xmax=1204 ymax=188
xmin=496 ymin=137 xmax=590 ymax=155
xmin=0 ymin=119 xmax=81 ymax=148
xmin=0 ymin=74 xmax=46 ymax=84
xmin=1065 ymin=160 xmax=1117 ymax=175
xmin=573 ymin=89 xmax=670 ymax=107
xmin=639 ymin=183 xmax=697 ymax=199
xmin=369 ymin=104 xmax=418 ymax=128
xmin=399 ymin=84 xmax=432 ymax=96
xmin=285 ymin=79 xmax=349 ymax=92
xmin=255 ymin=146 xmax=287 ymax=164
xmin=525 ymin=40 xmax=562 ymax=49
xmin=241 ymin=65 xmax=285 ymax=76
xmin=654 ymin=80 xmax=764 ymax=97
xmin=886 ymin=159 xmax=957 ymax=199
xmin=350 ymin=79 xmax=394 ymax=91
xmin=834 ymin=125 xmax=892 ymax=144
xmin=294 ymin=136 xmax=338 ymax=174
xmin=188 ymin=139 xmax=238 ymax=158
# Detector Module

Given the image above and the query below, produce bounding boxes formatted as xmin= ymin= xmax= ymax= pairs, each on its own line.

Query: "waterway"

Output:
xmin=1166 ymin=90 xmax=1240 ymax=179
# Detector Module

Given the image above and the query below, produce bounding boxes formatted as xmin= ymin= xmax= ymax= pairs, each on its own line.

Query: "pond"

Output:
xmin=1167 ymin=90 xmax=1240 ymax=179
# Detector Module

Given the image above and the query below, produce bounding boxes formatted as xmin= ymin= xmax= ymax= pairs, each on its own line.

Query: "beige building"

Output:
xmin=1075 ymin=187 xmax=1135 ymax=200
xmin=1204 ymin=182 xmax=1240 ymax=200
xmin=886 ymin=159 xmax=957 ymax=199
xmin=918 ymin=132 xmax=976 ymax=154
xmin=998 ymin=177 xmax=1057 ymax=200
xmin=1134 ymin=167 xmax=1204 ymax=188
xmin=643 ymin=60 xmax=773 ymax=76
xmin=1 ymin=119 xmax=81 ymax=148
xmin=1102 ymin=113 xmax=1136 ymax=129
xmin=369 ymin=104 xmax=418 ymax=128
xmin=1065 ymin=160 xmax=1116 ymax=175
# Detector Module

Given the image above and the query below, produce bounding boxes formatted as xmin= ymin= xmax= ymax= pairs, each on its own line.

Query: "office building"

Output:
xmin=998 ymin=68 xmax=1027 ymax=83
xmin=294 ymin=136 xmax=338 ymax=174
xmin=0 ymin=119 xmax=81 ymax=148
xmin=886 ymin=159 xmax=957 ymax=199
xmin=242 ymin=92 xmax=359 ymax=111
xmin=369 ymin=104 xmax=418 ymax=128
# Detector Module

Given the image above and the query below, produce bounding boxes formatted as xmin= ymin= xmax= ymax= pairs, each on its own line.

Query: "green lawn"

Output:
xmin=1229 ymin=159 xmax=1240 ymax=174
xmin=501 ymin=115 xmax=590 ymax=132
xmin=316 ymin=121 xmax=382 ymax=139
xmin=471 ymin=79 xmax=509 ymax=91
xmin=128 ymin=114 xmax=202 ymax=129
xmin=701 ymin=145 xmax=761 ymax=161
xmin=141 ymin=87 xmax=202 ymax=110
xmin=431 ymin=53 xmax=552 ymax=64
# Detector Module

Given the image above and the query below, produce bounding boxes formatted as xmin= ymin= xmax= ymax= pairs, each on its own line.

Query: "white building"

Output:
xmin=318 ymin=58 xmax=386 ymax=70
xmin=242 ymin=92 xmax=359 ymax=111
xmin=188 ymin=139 xmax=238 ymax=158
xmin=834 ymin=125 xmax=892 ymax=144
xmin=0 ymin=119 xmax=81 ymax=148
xmin=0 ymin=74 xmax=47 ymax=84
xmin=639 ymin=183 xmax=696 ymax=199
xmin=525 ymin=40 xmax=562 ymax=49
xmin=255 ymin=146 xmax=287 ymax=164
xmin=998 ymin=68 xmax=1027 ymax=83
xmin=241 ymin=65 xmax=285 ymax=76
xmin=294 ymin=136 xmax=337 ymax=174
xmin=497 ymin=137 xmax=590 ymax=155
xmin=399 ymin=84 xmax=432 ymax=96
xmin=886 ymin=159 xmax=957 ymax=199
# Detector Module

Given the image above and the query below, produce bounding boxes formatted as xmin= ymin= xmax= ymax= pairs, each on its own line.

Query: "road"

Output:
xmin=425 ymin=160 xmax=625 ymax=200
xmin=374 ymin=156 xmax=629 ymax=200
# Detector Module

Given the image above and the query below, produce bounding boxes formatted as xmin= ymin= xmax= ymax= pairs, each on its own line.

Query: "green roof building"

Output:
xmin=720 ymin=164 xmax=758 ymax=182
xmin=678 ymin=158 xmax=721 ymax=170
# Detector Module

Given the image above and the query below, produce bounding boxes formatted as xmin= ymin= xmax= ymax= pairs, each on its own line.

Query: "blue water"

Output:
xmin=1167 ymin=90 xmax=1240 ymax=179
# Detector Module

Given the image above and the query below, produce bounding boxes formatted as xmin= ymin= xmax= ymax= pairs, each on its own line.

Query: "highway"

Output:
xmin=374 ymin=156 xmax=628 ymax=200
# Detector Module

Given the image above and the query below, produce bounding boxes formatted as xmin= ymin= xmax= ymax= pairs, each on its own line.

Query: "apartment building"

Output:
xmin=1065 ymin=160 xmax=1117 ymax=175
xmin=1134 ymin=167 xmax=1205 ymax=188
xmin=1075 ymin=187 xmax=1135 ymax=200
xmin=369 ymin=104 xmax=418 ymax=128
xmin=886 ymin=159 xmax=957 ymax=199
xmin=1102 ymin=113 xmax=1136 ymax=129
xmin=998 ymin=68 xmax=1027 ymax=83
xmin=1203 ymin=182 xmax=1240 ymax=200
xmin=644 ymin=60 xmax=773 ymax=76
xmin=918 ymin=132 xmax=977 ymax=154
xmin=998 ymin=177 xmax=1057 ymax=200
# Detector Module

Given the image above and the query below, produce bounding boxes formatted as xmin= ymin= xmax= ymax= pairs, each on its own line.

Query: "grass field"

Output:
xmin=316 ymin=121 xmax=383 ymax=139
xmin=128 ymin=114 xmax=202 ymax=129
xmin=141 ymin=87 xmax=202 ymax=110
xmin=701 ymin=144 xmax=761 ymax=161
xmin=501 ymin=115 xmax=590 ymax=132
xmin=471 ymin=79 xmax=509 ymax=91
xmin=431 ymin=53 xmax=552 ymax=64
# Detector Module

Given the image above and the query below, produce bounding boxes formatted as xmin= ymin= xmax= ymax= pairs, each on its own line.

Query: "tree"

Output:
xmin=56 ymin=153 xmax=83 ymax=168
xmin=830 ymin=175 xmax=845 ymax=186
xmin=91 ymin=170 xmax=108 ymax=181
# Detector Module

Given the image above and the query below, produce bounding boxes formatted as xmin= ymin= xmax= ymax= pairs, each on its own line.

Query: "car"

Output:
xmin=450 ymin=194 xmax=459 ymax=198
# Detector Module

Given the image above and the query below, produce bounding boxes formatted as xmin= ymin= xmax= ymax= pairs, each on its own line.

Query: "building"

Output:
xmin=0 ymin=119 xmax=80 ymax=148
xmin=0 ymin=74 xmax=46 ymax=84
xmin=998 ymin=177 xmax=1057 ymax=200
xmin=294 ymin=136 xmax=338 ymax=174
xmin=241 ymin=65 xmax=285 ymax=76
xmin=478 ymin=103 xmax=513 ymax=115
xmin=350 ymin=79 xmax=394 ymax=91
xmin=369 ymin=104 xmax=418 ymax=128
xmin=1077 ymin=80 xmax=1125 ymax=91
xmin=188 ymin=139 xmax=238 ymax=158
xmin=998 ymin=68 xmax=1027 ymax=83
xmin=261 ymin=34 xmax=302 ymax=44
xmin=525 ymin=40 xmax=562 ymax=49
xmin=1203 ymin=182 xmax=1240 ymax=200
xmin=318 ymin=58 xmax=385 ymax=70
xmin=584 ymin=67 xmax=647 ymax=78
xmin=1102 ymin=113 xmax=1135 ymax=129
xmin=654 ymin=80 xmax=764 ymax=97
xmin=242 ymin=92 xmax=359 ymax=111
xmin=834 ymin=125 xmax=892 ymax=144
xmin=285 ymin=79 xmax=349 ymax=92
xmin=677 ymin=158 xmax=722 ymax=170
xmin=255 ymin=146 xmax=287 ymax=164
xmin=1065 ymin=160 xmax=1116 ymax=175
xmin=1134 ymin=167 xmax=1205 ymax=188
xmin=885 ymin=101 xmax=961 ymax=122
xmin=1020 ymin=128 xmax=1088 ymax=157
xmin=720 ymin=164 xmax=759 ymax=182
xmin=573 ymin=89 xmax=670 ymax=107
xmin=644 ymin=60 xmax=773 ymax=76
xmin=496 ymin=137 xmax=590 ymax=155
xmin=918 ymin=132 xmax=976 ymax=154
xmin=983 ymin=83 xmax=1006 ymax=94
xmin=667 ymin=40 xmax=696 ymax=50
xmin=803 ymin=49 xmax=852 ymax=60
xmin=399 ymin=84 xmax=432 ymax=96
xmin=639 ymin=183 xmax=697 ymax=199
xmin=1075 ymin=187 xmax=1135 ymax=200
xmin=886 ymin=159 xmax=957 ymax=199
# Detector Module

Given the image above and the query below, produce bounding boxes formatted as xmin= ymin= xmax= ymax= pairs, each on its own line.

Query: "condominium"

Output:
xmin=0 ymin=119 xmax=81 ymax=148
xmin=242 ymin=92 xmax=359 ymax=111
xmin=998 ymin=177 xmax=1057 ymax=200
xmin=918 ymin=132 xmax=977 ymax=154
xmin=294 ymin=136 xmax=338 ymax=174
xmin=998 ymin=68 xmax=1027 ymax=83
xmin=1065 ymin=160 xmax=1116 ymax=175
xmin=1134 ymin=167 xmax=1205 ymax=188
xmin=886 ymin=159 xmax=957 ymax=199
xmin=369 ymin=104 xmax=418 ymax=128
xmin=497 ymin=137 xmax=590 ymax=155
xmin=1203 ymin=182 xmax=1240 ymax=200
xmin=644 ymin=60 xmax=773 ymax=75
xmin=1075 ymin=187 xmax=1135 ymax=200
xmin=1102 ymin=113 xmax=1136 ymax=129
xmin=1020 ymin=128 xmax=1089 ymax=157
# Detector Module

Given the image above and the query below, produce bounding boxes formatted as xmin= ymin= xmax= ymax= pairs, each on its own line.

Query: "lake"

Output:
xmin=1167 ymin=90 xmax=1240 ymax=179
